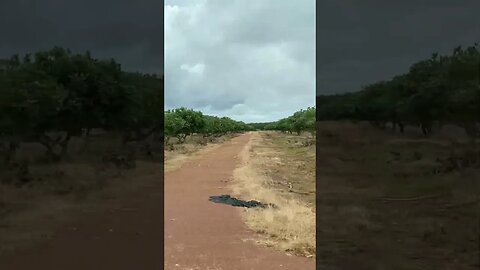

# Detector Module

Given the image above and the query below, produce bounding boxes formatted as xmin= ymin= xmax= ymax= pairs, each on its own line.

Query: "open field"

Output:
xmin=0 ymin=131 xmax=167 ymax=256
xmin=0 ymin=130 xmax=237 ymax=257
xmin=231 ymin=131 xmax=316 ymax=257
xmin=317 ymin=121 xmax=479 ymax=270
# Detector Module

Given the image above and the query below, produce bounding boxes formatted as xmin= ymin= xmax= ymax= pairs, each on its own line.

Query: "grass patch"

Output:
xmin=231 ymin=132 xmax=315 ymax=258
xmin=317 ymin=121 xmax=480 ymax=270
xmin=0 ymin=132 xmax=164 ymax=256
xmin=164 ymin=133 xmax=238 ymax=172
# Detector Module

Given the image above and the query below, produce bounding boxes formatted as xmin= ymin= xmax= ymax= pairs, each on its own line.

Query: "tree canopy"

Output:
xmin=316 ymin=43 xmax=480 ymax=139
xmin=164 ymin=108 xmax=252 ymax=143
xmin=0 ymin=47 xmax=163 ymax=160
xmin=263 ymin=107 xmax=316 ymax=135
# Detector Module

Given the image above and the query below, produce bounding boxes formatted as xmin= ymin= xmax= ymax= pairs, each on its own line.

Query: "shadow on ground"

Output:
xmin=209 ymin=195 xmax=276 ymax=208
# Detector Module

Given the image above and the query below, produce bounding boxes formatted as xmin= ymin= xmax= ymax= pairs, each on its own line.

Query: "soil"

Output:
xmin=317 ymin=121 xmax=479 ymax=270
xmin=0 ymin=133 xmax=315 ymax=270
xmin=0 ymin=174 xmax=163 ymax=269
xmin=165 ymin=133 xmax=315 ymax=270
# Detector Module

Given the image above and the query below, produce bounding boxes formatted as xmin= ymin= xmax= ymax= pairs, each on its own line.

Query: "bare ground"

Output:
xmin=0 ymin=131 xmax=315 ymax=269
xmin=165 ymin=133 xmax=315 ymax=269
xmin=0 ymin=132 xmax=231 ymax=261
xmin=317 ymin=121 xmax=480 ymax=270
xmin=0 ymin=132 xmax=240 ymax=269
xmin=0 ymin=132 xmax=167 ymax=269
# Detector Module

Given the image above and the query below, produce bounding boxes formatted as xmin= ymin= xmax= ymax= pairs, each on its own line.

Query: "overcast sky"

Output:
xmin=165 ymin=0 xmax=315 ymax=123
xmin=318 ymin=0 xmax=480 ymax=95
xmin=0 ymin=0 xmax=163 ymax=74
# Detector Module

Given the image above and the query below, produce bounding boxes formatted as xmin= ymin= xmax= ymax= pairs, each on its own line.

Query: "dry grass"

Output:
xmin=0 ymin=131 xmax=242 ymax=255
xmin=165 ymin=142 xmax=220 ymax=172
xmin=231 ymin=132 xmax=315 ymax=257
xmin=317 ymin=121 xmax=480 ymax=270
xmin=164 ymin=134 xmax=238 ymax=172
xmin=0 ymin=131 xmax=240 ymax=256
xmin=0 ymin=132 xmax=166 ymax=256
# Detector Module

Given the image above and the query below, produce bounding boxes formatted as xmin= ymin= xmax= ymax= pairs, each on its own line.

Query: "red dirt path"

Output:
xmin=165 ymin=133 xmax=315 ymax=270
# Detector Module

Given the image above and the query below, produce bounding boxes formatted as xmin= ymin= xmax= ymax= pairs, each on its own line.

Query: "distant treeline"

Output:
xmin=164 ymin=106 xmax=317 ymax=143
xmin=317 ymin=43 xmax=480 ymax=140
xmin=0 ymin=47 xmax=163 ymax=162
xmin=249 ymin=122 xmax=274 ymax=130
xmin=164 ymin=108 xmax=252 ymax=143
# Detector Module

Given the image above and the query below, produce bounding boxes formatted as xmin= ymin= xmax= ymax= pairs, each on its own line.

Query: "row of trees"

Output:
xmin=163 ymin=106 xmax=317 ymax=144
xmin=164 ymin=107 xmax=252 ymax=144
xmin=317 ymin=43 xmax=480 ymax=140
xmin=0 ymin=47 xmax=163 ymax=162
xmin=0 ymin=46 xmax=316 ymax=164
xmin=263 ymin=107 xmax=316 ymax=136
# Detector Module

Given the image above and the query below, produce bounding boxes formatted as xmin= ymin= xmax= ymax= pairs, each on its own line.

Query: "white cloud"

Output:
xmin=180 ymin=63 xmax=205 ymax=75
xmin=165 ymin=0 xmax=315 ymax=122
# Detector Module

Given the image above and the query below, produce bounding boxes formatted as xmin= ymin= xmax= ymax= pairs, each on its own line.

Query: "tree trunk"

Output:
xmin=399 ymin=122 xmax=405 ymax=134
xmin=59 ymin=133 xmax=71 ymax=157
xmin=177 ymin=134 xmax=187 ymax=144
xmin=4 ymin=141 xmax=19 ymax=164
xmin=421 ymin=123 xmax=432 ymax=137
xmin=82 ymin=128 xmax=92 ymax=152
xmin=39 ymin=134 xmax=61 ymax=161
xmin=123 ymin=127 xmax=158 ymax=145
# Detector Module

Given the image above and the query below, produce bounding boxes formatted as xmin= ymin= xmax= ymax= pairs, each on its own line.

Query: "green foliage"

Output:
xmin=0 ymin=47 xmax=163 ymax=160
xmin=163 ymin=108 xmax=251 ymax=143
xmin=264 ymin=107 xmax=316 ymax=135
xmin=165 ymin=107 xmax=205 ymax=142
xmin=249 ymin=122 xmax=273 ymax=131
xmin=317 ymin=43 xmax=480 ymax=138
xmin=164 ymin=111 xmax=187 ymax=143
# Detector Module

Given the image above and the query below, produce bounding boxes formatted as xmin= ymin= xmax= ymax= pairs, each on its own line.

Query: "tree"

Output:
xmin=0 ymin=47 xmax=164 ymax=161
xmin=315 ymin=43 xmax=480 ymax=139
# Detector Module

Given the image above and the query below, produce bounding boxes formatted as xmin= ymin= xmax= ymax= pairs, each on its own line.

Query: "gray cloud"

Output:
xmin=0 ymin=0 xmax=163 ymax=74
xmin=318 ymin=0 xmax=480 ymax=95
xmin=165 ymin=0 xmax=315 ymax=123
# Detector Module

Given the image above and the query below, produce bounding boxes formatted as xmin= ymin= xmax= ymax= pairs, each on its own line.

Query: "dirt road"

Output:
xmin=0 ymin=133 xmax=314 ymax=270
xmin=165 ymin=133 xmax=315 ymax=270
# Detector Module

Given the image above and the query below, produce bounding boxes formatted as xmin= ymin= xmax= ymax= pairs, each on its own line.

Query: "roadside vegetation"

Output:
xmin=163 ymin=107 xmax=253 ymax=170
xmin=164 ymin=107 xmax=251 ymax=147
xmin=317 ymin=44 xmax=480 ymax=143
xmin=0 ymin=47 xmax=254 ymax=256
xmin=316 ymin=44 xmax=479 ymax=269
xmin=0 ymin=47 xmax=165 ymax=255
xmin=231 ymin=108 xmax=316 ymax=258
